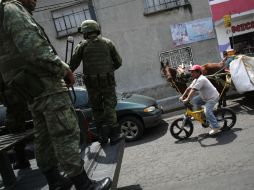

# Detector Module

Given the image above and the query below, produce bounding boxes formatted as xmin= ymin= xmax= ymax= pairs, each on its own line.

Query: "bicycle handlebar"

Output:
xmin=179 ymin=99 xmax=193 ymax=110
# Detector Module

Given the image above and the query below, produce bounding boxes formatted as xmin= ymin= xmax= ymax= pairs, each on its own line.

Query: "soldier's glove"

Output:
xmin=64 ymin=69 xmax=75 ymax=87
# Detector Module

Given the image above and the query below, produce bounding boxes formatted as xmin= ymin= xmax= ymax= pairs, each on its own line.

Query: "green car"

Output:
xmin=71 ymin=87 xmax=162 ymax=142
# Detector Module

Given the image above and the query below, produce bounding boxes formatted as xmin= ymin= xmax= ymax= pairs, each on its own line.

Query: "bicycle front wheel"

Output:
xmin=214 ymin=108 xmax=236 ymax=130
xmin=170 ymin=118 xmax=193 ymax=140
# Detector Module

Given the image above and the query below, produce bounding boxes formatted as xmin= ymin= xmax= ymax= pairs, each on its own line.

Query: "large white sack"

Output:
xmin=242 ymin=56 xmax=254 ymax=85
xmin=229 ymin=55 xmax=254 ymax=93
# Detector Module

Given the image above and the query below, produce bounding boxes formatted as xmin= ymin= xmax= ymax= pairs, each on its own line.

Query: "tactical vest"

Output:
xmin=0 ymin=1 xmax=29 ymax=82
xmin=82 ymin=38 xmax=114 ymax=75
xmin=0 ymin=1 xmax=44 ymax=101
xmin=0 ymin=1 xmax=57 ymax=80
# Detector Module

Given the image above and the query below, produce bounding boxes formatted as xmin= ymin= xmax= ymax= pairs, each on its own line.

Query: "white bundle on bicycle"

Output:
xmin=229 ymin=55 xmax=254 ymax=93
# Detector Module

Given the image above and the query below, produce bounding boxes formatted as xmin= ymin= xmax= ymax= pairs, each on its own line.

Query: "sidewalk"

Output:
xmin=157 ymin=95 xmax=183 ymax=114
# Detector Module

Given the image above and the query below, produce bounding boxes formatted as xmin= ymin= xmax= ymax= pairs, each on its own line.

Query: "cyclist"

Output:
xmin=179 ymin=65 xmax=220 ymax=135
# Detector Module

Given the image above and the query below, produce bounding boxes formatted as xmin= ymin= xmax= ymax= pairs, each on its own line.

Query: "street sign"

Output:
xmin=223 ymin=14 xmax=231 ymax=28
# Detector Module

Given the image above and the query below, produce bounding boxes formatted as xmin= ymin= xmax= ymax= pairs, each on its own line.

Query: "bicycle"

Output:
xmin=170 ymin=102 xmax=237 ymax=140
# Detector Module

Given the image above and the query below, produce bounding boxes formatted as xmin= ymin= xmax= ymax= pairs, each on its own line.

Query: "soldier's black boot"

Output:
xmin=71 ymin=170 xmax=112 ymax=190
xmin=12 ymin=159 xmax=30 ymax=170
xmin=43 ymin=167 xmax=73 ymax=190
xmin=13 ymin=142 xmax=31 ymax=170
xmin=109 ymin=126 xmax=125 ymax=145
xmin=98 ymin=125 xmax=109 ymax=145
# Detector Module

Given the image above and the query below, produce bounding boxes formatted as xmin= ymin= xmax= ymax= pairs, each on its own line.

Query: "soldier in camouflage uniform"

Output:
xmin=0 ymin=0 xmax=111 ymax=190
xmin=70 ymin=20 xmax=124 ymax=145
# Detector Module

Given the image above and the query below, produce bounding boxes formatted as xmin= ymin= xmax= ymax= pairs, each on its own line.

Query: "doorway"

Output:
xmin=230 ymin=31 xmax=254 ymax=55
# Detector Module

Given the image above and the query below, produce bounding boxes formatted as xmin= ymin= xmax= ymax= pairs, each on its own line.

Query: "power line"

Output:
xmin=94 ymin=0 xmax=138 ymax=11
xmin=35 ymin=0 xmax=82 ymax=10
xmin=34 ymin=0 xmax=83 ymax=12
xmin=34 ymin=0 xmax=138 ymax=13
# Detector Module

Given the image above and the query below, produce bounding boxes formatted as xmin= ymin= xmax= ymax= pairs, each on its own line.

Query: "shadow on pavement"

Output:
xmin=175 ymin=128 xmax=242 ymax=147
xmin=125 ymin=120 xmax=168 ymax=147
xmin=13 ymin=168 xmax=46 ymax=190
xmin=229 ymin=93 xmax=254 ymax=115
xmin=117 ymin=184 xmax=142 ymax=190
xmin=198 ymin=128 xmax=242 ymax=147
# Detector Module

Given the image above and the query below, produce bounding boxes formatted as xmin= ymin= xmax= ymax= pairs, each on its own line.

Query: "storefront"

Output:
xmin=230 ymin=23 xmax=254 ymax=55
xmin=215 ymin=14 xmax=254 ymax=57
xmin=208 ymin=0 xmax=254 ymax=57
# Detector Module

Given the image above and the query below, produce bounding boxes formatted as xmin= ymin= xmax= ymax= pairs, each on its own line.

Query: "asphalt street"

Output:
xmin=117 ymin=95 xmax=254 ymax=190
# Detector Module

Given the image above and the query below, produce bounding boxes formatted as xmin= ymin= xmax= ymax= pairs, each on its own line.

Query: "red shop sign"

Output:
xmin=231 ymin=21 xmax=254 ymax=33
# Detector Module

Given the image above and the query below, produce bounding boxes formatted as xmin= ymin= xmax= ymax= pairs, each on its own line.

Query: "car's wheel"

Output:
xmin=119 ymin=116 xmax=144 ymax=142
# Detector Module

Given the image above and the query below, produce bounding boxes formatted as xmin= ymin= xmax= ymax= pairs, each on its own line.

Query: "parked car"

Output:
xmin=0 ymin=87 xmax=163 ymax=141
xmin=70 ymin=86 xmax=163 ymax=141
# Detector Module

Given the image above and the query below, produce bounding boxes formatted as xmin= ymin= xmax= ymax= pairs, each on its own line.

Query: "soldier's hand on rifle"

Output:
xmin=64 ymin=69 xmax=75 ymax=87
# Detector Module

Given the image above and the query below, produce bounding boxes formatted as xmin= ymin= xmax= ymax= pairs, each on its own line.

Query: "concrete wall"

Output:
xmin=33 ymin=0 xmax=221 ymax=100
xmin=92 ymin=0 xmax=220 ymax=98
xmin=33 ymin=0 xmax=85 ymax=62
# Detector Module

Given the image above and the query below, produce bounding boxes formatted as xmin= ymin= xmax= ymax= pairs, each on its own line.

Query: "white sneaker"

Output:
xmin=209 ymin=128 xmax=220 ymax=135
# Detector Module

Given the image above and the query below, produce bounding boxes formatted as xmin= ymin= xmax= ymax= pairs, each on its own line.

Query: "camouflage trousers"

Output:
xmin=5 ymin=103 xmax=28 ymax=133
xmin=5 ymin=102 xmax=29 ymax=163
xmin=87 ymin=86 xmax=118 ymax=129
xmin=29 ymin=91 xmax=83 ymax=177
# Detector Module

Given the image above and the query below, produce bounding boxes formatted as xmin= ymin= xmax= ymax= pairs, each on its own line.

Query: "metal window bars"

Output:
xmin=144 ymin=0 xmax=190 ymax=15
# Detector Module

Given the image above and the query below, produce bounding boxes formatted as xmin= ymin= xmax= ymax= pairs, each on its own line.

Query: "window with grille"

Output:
xmin=52 ymin=3 xmax=93 ymax=37
xmin=160 ymin=46 xmax=193 ymax=69
xmin=144 ymin=0 xmax=190 ymax=15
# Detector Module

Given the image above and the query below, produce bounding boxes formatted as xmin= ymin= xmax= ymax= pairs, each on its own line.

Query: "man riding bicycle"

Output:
xmin=179 ymin=65 xmax=220 ymax=135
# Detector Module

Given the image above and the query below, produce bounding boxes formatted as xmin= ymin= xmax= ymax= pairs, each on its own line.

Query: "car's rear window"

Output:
xmin=70 ymin=90 xmax=89 ymax=108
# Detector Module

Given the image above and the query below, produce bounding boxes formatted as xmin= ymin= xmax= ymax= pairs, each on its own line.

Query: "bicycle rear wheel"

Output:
xmin=214 ymin=108 xmax=236 ymax=130
xmin=170 ymin=118 xmax=193 ymax=140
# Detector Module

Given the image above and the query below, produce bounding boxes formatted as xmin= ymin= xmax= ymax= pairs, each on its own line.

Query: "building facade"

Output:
xmin=33 ymin=0 xmax=220 ymax=100
xmin=209 ymin=0 xmax=254 ymax=56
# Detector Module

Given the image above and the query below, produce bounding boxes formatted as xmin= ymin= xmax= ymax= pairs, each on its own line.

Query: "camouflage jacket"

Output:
xmin=70 ymin=36 xmax=122 ymax=75
xmin=0 ymin=0 xmax=69 ymax=97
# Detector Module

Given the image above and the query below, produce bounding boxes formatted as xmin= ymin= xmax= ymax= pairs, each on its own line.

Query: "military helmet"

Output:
xmin=78 ymin=20 xmax=100 ymax=34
